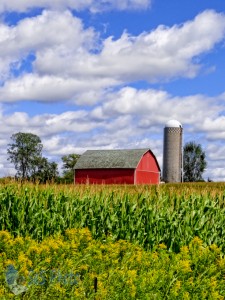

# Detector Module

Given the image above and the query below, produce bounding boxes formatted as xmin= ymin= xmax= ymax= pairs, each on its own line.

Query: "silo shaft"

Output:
xmin=163 ymin=126 xmax=183 ymax=183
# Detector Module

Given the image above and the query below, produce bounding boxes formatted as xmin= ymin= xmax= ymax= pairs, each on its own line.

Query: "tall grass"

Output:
xmin=0 ymin=183 xmax=225 ymax=251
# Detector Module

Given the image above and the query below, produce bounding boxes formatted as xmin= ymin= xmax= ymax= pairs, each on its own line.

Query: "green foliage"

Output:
xmin=31 ymin=158 xmax=59 ymax=183
xmin=61 ymin=154 xmax=80 ymax=183
xmin=7 ymin=133 xmax=43 ymax=180
xmin=0 ymin=229 xmax=225 ymax=299
xmin=7 ymin=133 xmax=59 ymax=183
xmin=0 ymin=183 xmax=225 ymax=252
xmin=183 ymin=141 xmax=207 ymax=182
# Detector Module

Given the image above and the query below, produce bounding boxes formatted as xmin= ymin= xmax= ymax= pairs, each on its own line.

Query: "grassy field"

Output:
xmin=0 ymin=182 xmax=225 ymax=299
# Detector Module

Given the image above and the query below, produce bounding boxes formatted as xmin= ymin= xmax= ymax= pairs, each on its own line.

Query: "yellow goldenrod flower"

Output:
xmin=191 ymin=236 xmax=203 ymax=247
xmin=0 ymin=231 xmax=11 ymax=241
xmin=210 ymin=244 xmax=221 ymax=254
xmin=217 ymin=258 xmax=225 ymax=269
xmin=0 ymin=287 xmax=5 ymax=296
xmin=158 ymin=243 xmax=167 ymax=250
xmin=210 ymin=277 xmax=217 ymax=289
xmin=45 ymin=257 xmax=51 ymax=264
xmin=179 ymin=259 xmax=192 ymax=273
xmin=53 ymin=283 xmax=66 ymax=294
xmin=5 ymin=259 xmax=15 ymax=266
xmin=180 ymin=245 xmax=189 ymax=255
xmin=183 ymin=292 xmax=190 ymax=300
xmin=171 ymin=280 xmax=182 ymax=296
xmin=14 ymin=236 xmax=24 ymax=246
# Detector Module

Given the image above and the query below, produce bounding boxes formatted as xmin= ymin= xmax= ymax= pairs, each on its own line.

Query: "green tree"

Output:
xmin=7 ymin=132 xmax=59 ymax=182
xmin=32 ymin=157 xmax=59 ymax=183
xmin=183 ymin=141 xmax=207 ymax=182
xmin=7 ymin=132 xmax=43 ymax=180
xmin=61 ymin=154 xmax=80 ymax=183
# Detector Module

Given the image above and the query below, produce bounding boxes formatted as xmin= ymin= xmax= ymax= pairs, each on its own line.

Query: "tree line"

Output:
xmin=6 ymin=132 xmax=207 ymax=183
xmin=7 ymin=132 xmax=80 ymax=183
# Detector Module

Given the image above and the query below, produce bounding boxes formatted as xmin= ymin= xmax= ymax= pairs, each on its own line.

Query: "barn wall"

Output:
xmin=75 ymin=169 xmax=135 ymax=184
xmin=135 ymin=151 xmax=160 ymax=184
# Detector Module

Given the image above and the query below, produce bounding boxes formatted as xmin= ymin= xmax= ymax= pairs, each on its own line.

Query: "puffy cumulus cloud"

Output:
xmin=0 ymin=10 xmax=96 ymax=79
xmin=34 ymin=10 xmax=225 ymax=81
xmin=0 ymin=0 xmax=150 ymax=13
xmin=206 ymin=144 xmax=225 ymax=162
xmin=0 ymin=110 xmax=104 ymax=138
xmin=0 ymin=74 xmax=118 ymax=104
xmin=93 ymin=10 xmax=225 ymax=82
xmin=197 ymin=117 xmax=225 ymax=138
xmin=204 ymin=167 xmax=225 ymax=182
xmin=0 ymin=10 xmax=225 ymax=103
xmin=94 ymin=87 xmax=217 ymax=131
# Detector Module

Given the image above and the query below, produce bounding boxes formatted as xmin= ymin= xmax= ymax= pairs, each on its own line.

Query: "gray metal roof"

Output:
xmin=74 ymin=149 xmax=151 ymax=169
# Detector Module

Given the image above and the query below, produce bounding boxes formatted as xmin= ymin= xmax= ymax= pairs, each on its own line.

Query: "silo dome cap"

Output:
xmin=165 ymin=119 xmax=182 ymax=128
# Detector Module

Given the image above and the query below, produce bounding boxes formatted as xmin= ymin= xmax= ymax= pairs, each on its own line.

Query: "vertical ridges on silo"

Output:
xmin=163 ymin=120 xmax=183 ymax=183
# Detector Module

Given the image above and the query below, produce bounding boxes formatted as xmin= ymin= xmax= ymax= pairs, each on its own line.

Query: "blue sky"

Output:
xmin=0 ymin=0 xmax=225 ymax=181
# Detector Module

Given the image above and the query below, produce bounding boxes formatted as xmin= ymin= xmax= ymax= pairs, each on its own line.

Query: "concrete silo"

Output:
xmin=163 ymin=120 xmax=183 ymax=183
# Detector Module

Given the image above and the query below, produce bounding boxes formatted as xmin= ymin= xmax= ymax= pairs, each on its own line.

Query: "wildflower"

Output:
xmin=18 ymin=253 xmax=33 ymax=268
xmin=183 ymin=292 xmax=190 ymax=300
xmin=210 ymin=277 xmax=217 ymax=289
xmin=53 ymin=282 xmax=66 ymax=294
xmin=180 ymin=245 xmax=189 ymax=255
xmin=211 ymin=291 xmax=224 ymax=300
xmin=96 ymin=281 xmax=107 ymax=298
xmin=187 ymin=277 xmax=194 ymax=287
xmin=128 ymin=270 xmax=137 ymax=279
xmin=0 ymin=287 xmax=5 ymax=296
xmin=130 ymin=283 xmax=136 ymax=298
xmin=45 ymin=257 xmax=51 ymax=264
xmin=80 ymin=227 xmax=92 ymax=242
xmin=5 ymin=259 xmax=15 ymax=267
xmin=179 ymin=260 xmax=192 ymax=273
xmin=210 ymin=244 xmax=220 ymax=254
xmin=39 ymin=245 xmax=50 ymax=254
xmin=79 ymin=264 xmax=88 ymax=271
xmin=172 ymin=280 xmax=181 ymax=296
xmin=65 ymin=228 xmax=78 ymax=240
xmin=217 ymin=258 xmax=225 ymax=269
xmin=191 ymin=237 xmax=203 ymax=247
xmin=152 ymin=252 xmax=158 ymax=261
xmin=14 ymin=237 xmax=24 ymax=246
xmin=158 ymin=243 xmax=167 ymax=250
xmin=20 ymin=266 xmax=29 ymax=277
xmin=0 ymin=231 xmax=11 ymax=241
xmin=27 ymin=245 xmax=41 ymax=255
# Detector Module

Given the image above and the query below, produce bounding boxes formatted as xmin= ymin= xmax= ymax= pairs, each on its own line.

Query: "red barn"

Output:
xmin=74 ymin=149 xmax=160 ymax=184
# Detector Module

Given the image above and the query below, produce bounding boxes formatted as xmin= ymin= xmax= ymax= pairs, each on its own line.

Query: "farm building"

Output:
xmin=74 ymin=149 xmax=160 ymax=184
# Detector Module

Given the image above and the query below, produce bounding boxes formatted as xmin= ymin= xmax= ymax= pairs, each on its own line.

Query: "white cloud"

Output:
xmin=0 ymin=10 xmax=96 ymax=79
xmin=96 ymin=87 xmax=217 ymax=132
xmin=0 ymin=110 xmax=104 ymax=138
xmin=204 ymin=167 xmax=225 ymax=182
xmin=0 ymin=10 xmax=225 ymax=104
xmin=34 ymin=10 xmax=225 ymax=81
xmin=94 ymin=10 xmax=225 ymax=81
xmin=0 ymin=74 xmax=118 ymax=104
xmin=0 ymin=0 xmax=151 ymax=13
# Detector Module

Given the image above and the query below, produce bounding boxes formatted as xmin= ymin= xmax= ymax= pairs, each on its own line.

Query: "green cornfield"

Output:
xmin=0 ymin=182 xmax=225 ymax=252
